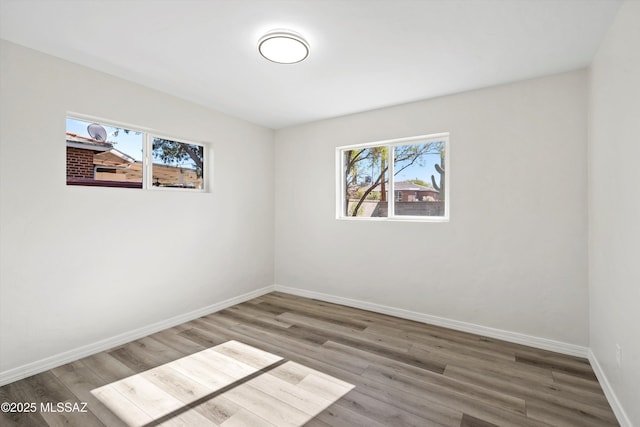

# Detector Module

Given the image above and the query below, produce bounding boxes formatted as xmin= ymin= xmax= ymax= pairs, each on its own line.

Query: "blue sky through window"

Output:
xmin=394 ymin=149 xmax=442 ymax=186
xmin=66 ymin=117 xmax=143 ymax=161
xmin=354 ymin=143 xmax=444 ymax=187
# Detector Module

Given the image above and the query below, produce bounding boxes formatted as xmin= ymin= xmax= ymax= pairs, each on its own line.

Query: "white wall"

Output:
xmin=588 ymin=1 xmax=640 ymax=425
xmin=0 ymin=41 xmax=274 ymax=374
xmin=274 ymin=70 xmax=589 ymax=346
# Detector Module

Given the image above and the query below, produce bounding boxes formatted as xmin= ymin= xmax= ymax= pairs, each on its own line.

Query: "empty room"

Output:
xmin=0 ymin=0 xmax=638 ymax=426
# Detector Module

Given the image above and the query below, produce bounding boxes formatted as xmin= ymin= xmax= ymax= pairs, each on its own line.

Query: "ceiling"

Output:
xmin=0 ymin=0 xmax=621 ymax=129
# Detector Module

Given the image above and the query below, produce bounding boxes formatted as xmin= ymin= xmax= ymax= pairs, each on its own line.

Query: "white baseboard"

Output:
xmin=273 ymin=284 xmax=589 ymax=358
xmin=0 ymin=285 xmax=275 ymax=387
xmin=588 ymin=350 xmax=632 ymax=427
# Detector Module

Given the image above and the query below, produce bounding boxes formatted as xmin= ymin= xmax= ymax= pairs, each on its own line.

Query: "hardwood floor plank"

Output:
xmin=365 ymin=323 xmax=516 ymax=363
xmin=107 ymin=375 xmax=184 ymax=419
xmin=147 ymin=329 xmax=207 ymax=356
xmin=361 ymin=365 xmax=546 ymax=427
xmin=140 ymin=364 xmax=212 ymax=405
xmin=323 ymin=340 xmax=526 ymax=415
xmin=261 ymin=294 xmax=374 ymax=330
xmin=289 ymin=323 xmax=446 ymax=374
xmin=388 ymin=330 xmax=517 ymax=364
xmin=227 ymin=304 xmax=295 ymax=328
xmin=526 ymin=397 xmax=619 ymax=427
xmin=295 ymin=373 xmax=354 ymax=404
xmin=335 ymin=372 xmax=464 ymax=426
xmin=219 ymin=408 xmax=276 ymax=427
xmin=212 ymin=340 xmax=283 ymax=370
xmin=20 ymin=372 xmax=105 ymax=427
xmin=223 ymin=383 xmax=311 ymax=427
xmin=444 ymin=364 xmax=614 ymax=416
xmin=0 ymin=381 xmax=49 ymax=427
xmin=311 ymin=402 xmax=389 ymax=427
xmin=194 ymin=348 xmax=259 ymax=378
xmin=0 ymin=291 xmax=616 ymax=427
xmin=409 ymin=344 xmax=556 ymax=387
xmin=551 ymin=370 xmax=605 ymax=394
xmin=51 ymin=360 xmax=129 ymax=427
xmin=108 ymin=339 xmax=171 ymax=374
xmin=230 ymin=340 xmax=464 ymax=427
xmin=158 ymin=407 xmax=218 ymax=427
xmin=300 ymin=417 xmax=332 ymax=427
xmin=459 ymin=413 xmax=500 ymax=427
xmin=260 ymin=300 xmax=370 ymax=331
xmin=190 ymin=395 xmax=241 ymax=425
xmin=275 ymin=312 xmax=365 ymax=337
xmin=234 ymin=338 xmax=461 ymax=427
xmin=137 ymin=336 xmax=187 ymax=364
xmin=178 ymin=325 xmax=231 ymax=348
xmin=200 ymin=313 xmax=243 ymax=330
xmin=268 ymin=361 xmax=310 ymax=385
xmin=81 ymin=352 xmax=137 ymax=383
xmin=91 ymin=383 xmax=154 ymax=427
xmin=334 ymin=388 xmax=446 ymax=427
xmin=226 ymin=322 xmax=370 ymax=375
xmin=218 ymin=310 xmax=328 ymax=346
xmin=167 ymin=353 xmax=237 ymax=391
xmin=247 ymin=372 xmax=334 ymax=416
xmin=515 ymin=352 xmax=597 ymax=381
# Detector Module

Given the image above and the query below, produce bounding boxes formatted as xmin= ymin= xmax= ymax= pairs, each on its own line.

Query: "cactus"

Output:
xmin=430 ymin=152 xmax=445 ymax=201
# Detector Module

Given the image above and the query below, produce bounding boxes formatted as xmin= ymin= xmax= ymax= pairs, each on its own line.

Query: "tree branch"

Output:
xmin=352 ymin=167 xmax=387 ymax=216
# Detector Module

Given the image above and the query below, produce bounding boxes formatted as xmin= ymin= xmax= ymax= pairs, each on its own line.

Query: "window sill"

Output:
xmin=66 ymin=178 xmax=143 ymax=188
xmin=336 ymin=216 xmax=449 ymax=223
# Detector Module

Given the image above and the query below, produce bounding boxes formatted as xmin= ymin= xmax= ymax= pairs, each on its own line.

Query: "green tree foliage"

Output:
xmin=152 ymin=138 xmax=204 ymax=178
xmin=106 ymin=126 xmax=205 ymax=179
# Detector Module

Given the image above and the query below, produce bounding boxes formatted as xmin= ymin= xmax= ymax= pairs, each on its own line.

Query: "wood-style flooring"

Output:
xmin=0 ymin=292 xmax=618 ymax=426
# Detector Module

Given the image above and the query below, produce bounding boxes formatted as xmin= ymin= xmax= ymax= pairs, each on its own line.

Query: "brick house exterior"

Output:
xmin=369 ymin=180 xmax=440 ymax=202
xmin=66 ymin=133 xmax=142 ymax=187
xmin=393 ymin=181 xmax=440 ymax=201
xmin=66 ymin=146 xmax=96 ymax=179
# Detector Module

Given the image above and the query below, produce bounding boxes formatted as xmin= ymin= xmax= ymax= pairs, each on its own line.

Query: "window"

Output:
xmin=337 ymin=133 xmax=449 ymax=221
xmin=66 ymin=115 xmax=206 ymax=191
xmin=66 ymin=117 xmax=143 ymax=188
xmin=151 ymin=136 xmax=204 ymax=189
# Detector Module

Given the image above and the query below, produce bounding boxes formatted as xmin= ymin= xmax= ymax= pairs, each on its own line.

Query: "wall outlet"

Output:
xmin=615 ymin=344 xmax=622 ymax=368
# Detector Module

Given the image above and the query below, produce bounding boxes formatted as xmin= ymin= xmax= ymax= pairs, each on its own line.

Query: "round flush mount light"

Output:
xmin=258 ymin=30 xmax=309 ymax=64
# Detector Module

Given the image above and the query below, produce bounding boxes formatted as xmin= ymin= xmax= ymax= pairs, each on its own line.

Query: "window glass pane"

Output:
xmin=393 ymin=141 xmax=446 ymax=217
xmin=151 ymin=137 xmax=204 ymax=189
xmin=66 ymin=117 xmax=143 ymax=188
xmin=343 ymin=146 xmax=389 ymax=217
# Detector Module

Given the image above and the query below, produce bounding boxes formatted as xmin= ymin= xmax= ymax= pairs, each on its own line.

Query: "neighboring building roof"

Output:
xmin=95 ymin=149 xmax=137 ymax=165
xmin=394 ymin=181 xmax=438 ymax=192
xmin=66 ymin=132 xmax=113 ymax=152
xmin=66 ymin=132 xmax=137 ymax=163
xmin=369 ymin=180 xmax=439 ymax=193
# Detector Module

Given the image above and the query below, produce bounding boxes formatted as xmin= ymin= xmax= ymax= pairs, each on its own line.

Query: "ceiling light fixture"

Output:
xmin=258 ymin=29 xmax=309 ymax=64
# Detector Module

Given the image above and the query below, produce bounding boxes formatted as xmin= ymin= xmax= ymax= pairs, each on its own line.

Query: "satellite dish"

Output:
xmin=87 ymin=123 xmax=107 ymax=142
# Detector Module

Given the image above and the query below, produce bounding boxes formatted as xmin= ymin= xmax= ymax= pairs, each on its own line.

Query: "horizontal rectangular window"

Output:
xmin=337 ymin=133 xmax=449 ymax=221
xmin=66 ymin=115 xmax=206 ymax=191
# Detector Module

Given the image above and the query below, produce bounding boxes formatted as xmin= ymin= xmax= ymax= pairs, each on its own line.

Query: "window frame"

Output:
xmin=336 ymin=133 xmax=450 ymax=222
xmin=66 ymin=113 xmax=208 ymax=192
xmin=147 ymin=133 xmax=207 ymax=192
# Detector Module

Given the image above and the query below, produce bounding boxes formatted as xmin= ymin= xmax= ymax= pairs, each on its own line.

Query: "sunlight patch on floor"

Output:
xmin=91 ymin=340 xmax=354 ymax=426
